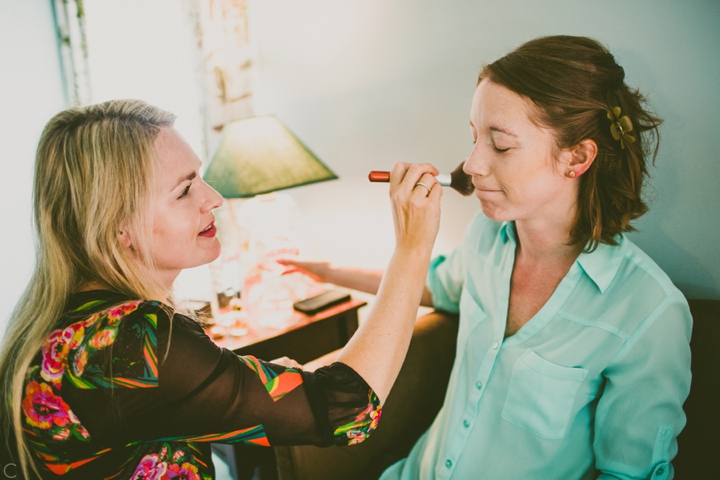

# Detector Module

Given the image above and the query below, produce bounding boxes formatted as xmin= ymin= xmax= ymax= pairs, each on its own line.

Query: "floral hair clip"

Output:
xmin=607 ymin=106 xmax=635 ymax=149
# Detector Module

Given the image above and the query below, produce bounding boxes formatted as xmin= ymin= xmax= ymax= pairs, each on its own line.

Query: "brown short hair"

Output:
xmin=479 ymin=35 xmax=662 ymax=252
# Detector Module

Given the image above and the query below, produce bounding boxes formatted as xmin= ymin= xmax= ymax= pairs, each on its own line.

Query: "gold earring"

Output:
xmin=567 ymin=171 xmax=576 ymax=178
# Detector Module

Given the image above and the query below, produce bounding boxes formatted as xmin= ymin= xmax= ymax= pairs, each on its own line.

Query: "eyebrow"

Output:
xmin=174 ymin=171 xmax=197 ymax=190
xmin=469 ymin=121 xmax=518 ymax=138
xmin=489 ymin=126 xmax=517 ymax=137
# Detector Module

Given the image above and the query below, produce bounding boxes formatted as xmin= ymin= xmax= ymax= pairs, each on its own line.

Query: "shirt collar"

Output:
xmin=499 ymin=221 xmax=624 ymax=294
xmin=576 ymin=235 xmax=626 ymax=294
xmin=499 ymin=222 xmax=515 ymax=244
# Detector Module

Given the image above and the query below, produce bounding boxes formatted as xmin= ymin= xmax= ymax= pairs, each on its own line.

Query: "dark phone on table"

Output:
xmin=293 ymin=290 xmax=351 ymax=315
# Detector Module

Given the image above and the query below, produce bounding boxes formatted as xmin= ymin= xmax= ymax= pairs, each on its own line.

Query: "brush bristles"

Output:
xmin=450 ymin=161 xmax=474 ymax=196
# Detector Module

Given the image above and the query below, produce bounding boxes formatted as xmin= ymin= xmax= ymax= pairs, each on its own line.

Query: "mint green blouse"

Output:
xmin=381 ymin=214 xmax=692 ymax=480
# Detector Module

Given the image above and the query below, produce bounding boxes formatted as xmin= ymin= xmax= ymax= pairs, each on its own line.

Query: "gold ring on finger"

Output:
xmin=414 ymin=181 xmax=432 ymax=196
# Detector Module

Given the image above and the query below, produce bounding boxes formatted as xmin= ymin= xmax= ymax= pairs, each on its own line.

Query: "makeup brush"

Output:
xmin=368 ymin=161 xmax=474 ymax=196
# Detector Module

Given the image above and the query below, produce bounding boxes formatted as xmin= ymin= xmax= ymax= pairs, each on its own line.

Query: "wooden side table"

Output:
xmin=209 ymin=297 xmax=366 ymax=364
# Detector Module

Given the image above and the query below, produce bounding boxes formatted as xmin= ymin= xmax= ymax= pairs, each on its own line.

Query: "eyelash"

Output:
xmin=492 ymin=144 xmax=510 ymax=154
xmin=483 ymin=138 xmax=510 ymax=154
xmin=178 ymin=184 xmax=191 ymax=199
xmin=472 ymin=134 xmax=510 ymax=153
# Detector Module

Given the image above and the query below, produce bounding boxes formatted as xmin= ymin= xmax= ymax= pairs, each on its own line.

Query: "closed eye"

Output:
xmin=178 ymin=183 xmax=191 ymax=199
xmin=487 ymin=138 xmax=509 ymax=153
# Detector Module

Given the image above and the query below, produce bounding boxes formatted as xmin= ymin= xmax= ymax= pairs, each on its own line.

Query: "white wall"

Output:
xmin=1 ymin=0 xmax=718 ymax=335
xmin=83 ymin=0 xmax=205 ymax=156
xmin=0 ymin=0 xmax=66 ymax=332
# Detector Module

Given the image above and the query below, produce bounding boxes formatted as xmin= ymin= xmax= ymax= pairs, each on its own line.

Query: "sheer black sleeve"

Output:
xmin=64 ymin=302 xmax=382 ymax=448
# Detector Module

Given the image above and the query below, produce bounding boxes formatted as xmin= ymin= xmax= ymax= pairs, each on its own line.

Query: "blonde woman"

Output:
xmin=0 ymin=99 xmax=442 ymax=479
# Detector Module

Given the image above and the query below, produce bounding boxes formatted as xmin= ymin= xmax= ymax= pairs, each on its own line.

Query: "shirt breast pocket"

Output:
xmin=501 ymin=350 xmax=588 ymax=440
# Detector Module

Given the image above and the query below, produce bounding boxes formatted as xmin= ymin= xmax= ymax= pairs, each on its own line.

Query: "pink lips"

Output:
xmin=198 ymin=222 xmax=216 ymax=238
xmin=476 ymin=188 xmax=503 ymax=194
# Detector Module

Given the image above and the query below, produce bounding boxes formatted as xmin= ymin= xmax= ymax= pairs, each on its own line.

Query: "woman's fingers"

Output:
xmin=276 ymin=258 xmax=329 ymax=283
xmin=389 ymin=162 xmax=440 ymax=196
xmin=411 ymin=172 xmax=438 ymax=198
xmin=388 ymin=164 xmax=442 ymax=252
xmin=271 ymin=356 xmax=302 ymax=368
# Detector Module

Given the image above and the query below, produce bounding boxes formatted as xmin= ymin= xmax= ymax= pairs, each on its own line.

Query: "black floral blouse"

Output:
xmin=20 ymin=291 xmax=381 ymax=479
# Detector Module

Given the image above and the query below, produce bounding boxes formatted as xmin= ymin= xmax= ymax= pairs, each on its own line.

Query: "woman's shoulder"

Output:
xmin=65 ymin=289 xmax=161 ymax=313
xmin=583 ymin=236 xmax=690 ymax=329
xmin=58 ymin=291 xmax=168 ymax=329
xmin=52 ymin=291 xmax=205 ymax=354
xmin=577 ymin=236 xmax=684 ymax=301
xmin=59 ymin=291 xmax=205 ymax=339
xmin=570 ymin=237 xmax=691 ymax=344
xmin=615 ymin=236 xmax=686 ymax=301
xmin=31 ymin=292 xmax=172 ymax=391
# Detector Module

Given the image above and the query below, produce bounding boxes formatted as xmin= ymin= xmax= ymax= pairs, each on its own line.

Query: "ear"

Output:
xmin=118 ymin=228 xmax=133 ymax=250
xmin=566 ymin=139 xmax=598 ymax=178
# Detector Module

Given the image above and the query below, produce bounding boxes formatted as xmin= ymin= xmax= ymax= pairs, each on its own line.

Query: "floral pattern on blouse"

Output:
xmin=21 ymin=378 xmax=90 ymax=442
xmin=21 ymin=298 xmax=152 ymax=475
xmin=38 ymin=299 xmax=148 ymax=390
xmin=333 ymin=390 xmax=382 ymax=445
xmin=130 ymin=444 xmax=204 ymax=480
xmin=20 ymin=292 xmax=383 ymax=479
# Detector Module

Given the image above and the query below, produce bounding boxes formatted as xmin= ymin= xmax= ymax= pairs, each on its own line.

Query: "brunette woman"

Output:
xmin=283 ymin=36 xmax=692 ymax=479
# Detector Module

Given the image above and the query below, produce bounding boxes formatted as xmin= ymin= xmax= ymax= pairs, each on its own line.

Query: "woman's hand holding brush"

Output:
xmin=388 ymin=162 xmax=443 ymax=252
xmin=369 ymin=160 xmax=474 ymax=196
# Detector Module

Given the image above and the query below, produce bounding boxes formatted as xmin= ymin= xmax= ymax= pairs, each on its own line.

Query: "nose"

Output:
xmin=202 ymin=181 xmax=224 ymax=212
xmin=463 ymin=142 xmax=491 ymax=177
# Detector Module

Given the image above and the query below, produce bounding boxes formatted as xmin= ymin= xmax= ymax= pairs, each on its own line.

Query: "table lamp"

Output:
xmin=203 ymin=115 xmax=338 ymax=329
xmin=203 ymin=115 xmax=337 ymax=198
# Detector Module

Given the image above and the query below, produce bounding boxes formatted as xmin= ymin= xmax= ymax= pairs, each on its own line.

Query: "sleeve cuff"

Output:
xmin=426 ymin=255 xmax=461 ymax=314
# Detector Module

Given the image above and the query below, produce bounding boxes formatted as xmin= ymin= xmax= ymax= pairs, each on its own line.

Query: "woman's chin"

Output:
xmin=479 ymin=202 xmax=509 ymax=222
xmin=206 ymin=243 xmax=223 ymax=264
xmin=191 ymin=241 xmax=223 ymax=268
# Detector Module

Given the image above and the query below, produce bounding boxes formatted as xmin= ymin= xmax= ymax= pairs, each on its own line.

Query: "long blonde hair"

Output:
xmin=0 ymin=99 xmax=177 ymax=478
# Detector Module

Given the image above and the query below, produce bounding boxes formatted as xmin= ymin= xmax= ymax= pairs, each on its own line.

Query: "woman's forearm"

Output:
xmin=314 ymin=263 xmax=434 ymax=306
xmin=312 ymin=162 xmax=442 ymax=402
xmin=336 ymin=246 xmax=433 ymax=402
xmin=324 ymin=265 xmax=384 ymax=295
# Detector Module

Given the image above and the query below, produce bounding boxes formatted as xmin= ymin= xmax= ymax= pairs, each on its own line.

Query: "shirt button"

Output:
xmin=475 ymin=381 xmax=483 ymax=390
xmin=445 ymin=459 xmax=453 ymax=469
xmin=492 ymin=341 xmax=499 ymax=349
xmin=463 ymin=420 xmax=470 ymax=428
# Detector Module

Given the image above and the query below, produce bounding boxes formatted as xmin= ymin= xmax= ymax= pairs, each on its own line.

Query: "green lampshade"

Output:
xmin=203 ymin=115 xmax=338 ymax=198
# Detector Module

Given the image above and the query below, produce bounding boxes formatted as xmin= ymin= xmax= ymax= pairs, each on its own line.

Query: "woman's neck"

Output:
xmin=76 ymin=277 xmax=174 ymax=302
xmin=76 ymin=281 xmax=109 ymax=293
xmin=514 ymin=214 xmax=583 ymax=264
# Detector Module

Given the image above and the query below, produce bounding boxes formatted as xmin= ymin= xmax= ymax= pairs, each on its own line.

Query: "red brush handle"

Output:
xmin=368 ymin=171 xmax=391 ymax=182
